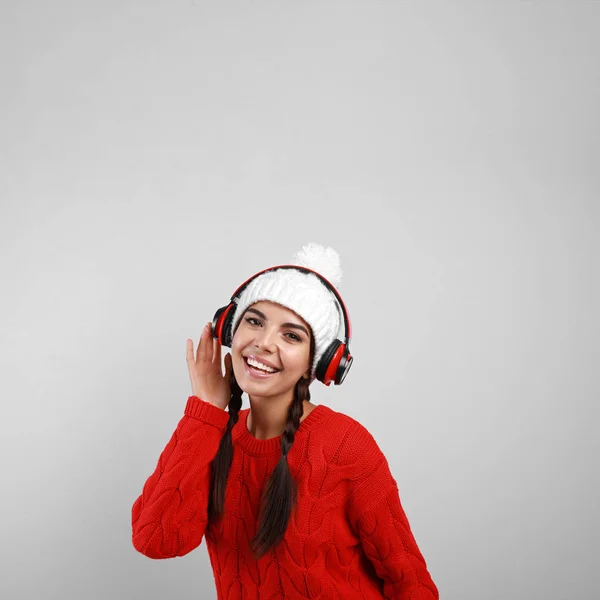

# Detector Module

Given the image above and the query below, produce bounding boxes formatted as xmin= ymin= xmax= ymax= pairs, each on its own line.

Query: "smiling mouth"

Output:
xmin=243 ymin=356 xmax=281 ymax=375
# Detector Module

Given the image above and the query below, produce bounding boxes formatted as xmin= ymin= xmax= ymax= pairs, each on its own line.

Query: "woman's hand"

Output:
xmin=186 ymin=322 xmax=233 ymax=410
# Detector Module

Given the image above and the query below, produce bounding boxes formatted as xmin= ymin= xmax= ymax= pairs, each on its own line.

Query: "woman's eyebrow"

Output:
xmin=245 ymin=307 xmax=309 ymax=336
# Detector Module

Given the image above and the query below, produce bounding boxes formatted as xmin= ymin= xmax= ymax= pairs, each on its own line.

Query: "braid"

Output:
xmin=251 ymin=377 xmax=311 ymax=559
xmin=207 ymin=367 xmax=243 ymax=523
xmin=281 ymin=383 xmax=305 ymax=457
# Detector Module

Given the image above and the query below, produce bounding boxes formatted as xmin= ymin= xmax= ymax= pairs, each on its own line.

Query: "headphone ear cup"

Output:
xmin=315 ymin=340 xmax=342 ymax=385
xmin=212 ymin=303 xmax=236 ymax=347
xmin=221 ymin=304 xmax=236 ymax=347
xmin=336 ymin=350 xmax=353 ymax=385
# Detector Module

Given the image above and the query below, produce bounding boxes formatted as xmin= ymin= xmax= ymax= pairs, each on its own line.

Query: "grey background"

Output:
xmin=1 ymin=1 xmax=598 ymax=599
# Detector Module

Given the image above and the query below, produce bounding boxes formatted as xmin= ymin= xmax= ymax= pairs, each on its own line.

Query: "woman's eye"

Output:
xmin=244 ymin=318 xmax=301 ymax=342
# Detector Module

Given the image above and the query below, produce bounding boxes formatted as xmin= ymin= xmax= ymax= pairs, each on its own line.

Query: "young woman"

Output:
xmin=132 ymin=243 xmax=439 ymax=599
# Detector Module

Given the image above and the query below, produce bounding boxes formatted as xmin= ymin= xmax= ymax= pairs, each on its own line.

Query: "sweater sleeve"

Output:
xmin=345 ymin=424 xmax=439 ymax=600
xmin=131 ymin=396 xmax=230 ymax=559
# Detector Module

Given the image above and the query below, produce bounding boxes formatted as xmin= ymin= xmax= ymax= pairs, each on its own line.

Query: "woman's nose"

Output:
xmin=254 ymin=327 xmax=278 ymax=350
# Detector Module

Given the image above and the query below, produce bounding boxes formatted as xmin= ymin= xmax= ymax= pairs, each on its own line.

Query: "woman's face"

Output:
xmin=231 ymin=300 xmax=312 ymax=401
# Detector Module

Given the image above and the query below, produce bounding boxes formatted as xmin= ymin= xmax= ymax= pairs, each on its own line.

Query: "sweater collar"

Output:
xmin=234 ymin=404 xmax=329 ymax=456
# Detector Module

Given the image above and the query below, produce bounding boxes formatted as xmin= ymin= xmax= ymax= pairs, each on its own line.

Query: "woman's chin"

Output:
xmin=237 ymin=374 xmax=289 ymax=398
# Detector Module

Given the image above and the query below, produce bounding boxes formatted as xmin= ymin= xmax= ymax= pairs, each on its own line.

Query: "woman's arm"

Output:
xmin=345 ymin=424 xmax=439 ymax=599
xmin=354 ymin=481 xmax=439 ymax=599
xmin=131 ymin=396 xmax=229 ymax=559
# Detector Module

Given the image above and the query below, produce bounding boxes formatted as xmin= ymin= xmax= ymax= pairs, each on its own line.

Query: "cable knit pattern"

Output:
xmin=132 ymin=397 xmax=439 ymax=599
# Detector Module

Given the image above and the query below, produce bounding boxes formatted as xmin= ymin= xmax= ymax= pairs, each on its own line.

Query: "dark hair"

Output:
xmin=207 ymin=323 xmax=316 ymax=559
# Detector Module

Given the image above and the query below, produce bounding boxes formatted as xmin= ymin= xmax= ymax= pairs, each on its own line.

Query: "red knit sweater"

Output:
xmin=132 ymin=396 xmax=439 ymax=599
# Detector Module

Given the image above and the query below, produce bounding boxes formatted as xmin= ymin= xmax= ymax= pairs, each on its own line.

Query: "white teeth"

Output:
xmin=247 ymin=357 xmax=277 ymax=373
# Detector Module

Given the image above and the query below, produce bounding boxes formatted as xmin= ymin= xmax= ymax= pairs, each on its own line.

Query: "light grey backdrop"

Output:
xmin=1 ymin=1 xmax=598 ymax=599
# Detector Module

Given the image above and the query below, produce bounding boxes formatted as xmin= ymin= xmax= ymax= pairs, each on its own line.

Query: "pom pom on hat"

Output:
xmin=293 ymin=242 xmax=343 ymax=288
xmin=229 ymin=242 xmax=344 ymax=384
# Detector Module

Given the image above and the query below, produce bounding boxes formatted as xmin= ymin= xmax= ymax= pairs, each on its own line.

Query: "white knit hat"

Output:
xmin=230 ymin=242 xmax=344 ymax=384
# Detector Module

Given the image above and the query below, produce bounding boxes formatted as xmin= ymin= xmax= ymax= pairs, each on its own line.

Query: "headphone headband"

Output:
xmin=228 ymin=264 xmax=351 ymax=343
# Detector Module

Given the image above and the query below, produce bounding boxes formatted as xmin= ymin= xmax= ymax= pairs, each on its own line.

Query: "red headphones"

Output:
xmin=211 ymin=265 xmax=353 ymax=386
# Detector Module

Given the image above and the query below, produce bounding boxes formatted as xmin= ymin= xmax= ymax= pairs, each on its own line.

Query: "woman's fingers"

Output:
xmin=213 ymin=333 xmax=222 ymax=366
xmin=198 ymin=322 xmax=210 ymax=363
xmin=186 ymin=322 xmax=231 ymax=404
